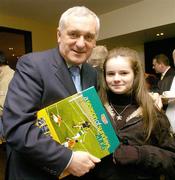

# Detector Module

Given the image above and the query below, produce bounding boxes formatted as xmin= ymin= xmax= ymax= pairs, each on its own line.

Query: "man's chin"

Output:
xmin=68 ymin=57 xmax=87 ymax=64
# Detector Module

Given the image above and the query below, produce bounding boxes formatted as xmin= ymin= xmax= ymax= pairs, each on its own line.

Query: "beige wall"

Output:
xmin=0 ymin=14 xmax=56 ymax=52
xmin=1 ymin=0 xmax=175 ymax=55
xmin=99 ymin=0 xmax=175 ymax=40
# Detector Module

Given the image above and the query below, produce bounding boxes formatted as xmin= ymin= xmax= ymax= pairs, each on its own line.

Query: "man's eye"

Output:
xmin=85 ymin=34 xmax=94 ymax=41
xmin=69 ymin=33 xmax=79 ymax=38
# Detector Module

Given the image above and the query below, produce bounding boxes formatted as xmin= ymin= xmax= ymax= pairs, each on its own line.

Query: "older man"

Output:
xmin=3 ymin=6 xmax=100 ymax=180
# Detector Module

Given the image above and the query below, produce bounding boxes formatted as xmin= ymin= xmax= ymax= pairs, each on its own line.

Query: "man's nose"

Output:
xmin=76 ymin=36 xmax=85 ymax=48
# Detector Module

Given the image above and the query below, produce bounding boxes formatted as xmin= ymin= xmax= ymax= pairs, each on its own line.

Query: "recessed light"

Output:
xmin=156 ymin=32 xmax=164 ymax=37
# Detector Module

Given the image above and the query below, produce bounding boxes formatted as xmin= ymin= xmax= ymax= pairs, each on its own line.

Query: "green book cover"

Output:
xmin=36 ymin=86 xmax=120 ymax=159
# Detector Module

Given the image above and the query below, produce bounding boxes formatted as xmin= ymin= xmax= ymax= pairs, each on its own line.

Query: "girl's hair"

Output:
xmin=58 ymin=6 xmax=100 ymax=39
xmin=99 ymin=47 xmax=158 ymax=140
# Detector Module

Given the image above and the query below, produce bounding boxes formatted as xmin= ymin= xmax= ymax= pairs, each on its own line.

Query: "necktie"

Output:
xmin=69 ymin=66 xmax=82 ymax=92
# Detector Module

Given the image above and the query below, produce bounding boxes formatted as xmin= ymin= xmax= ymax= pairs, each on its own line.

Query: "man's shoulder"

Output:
xmin=167 ymin=67 xmax=175 ymax=75
xmin=22 ymin=48 xmax=57 ymax=60
xmin=17 ymin=48 xmax=58 ymax=66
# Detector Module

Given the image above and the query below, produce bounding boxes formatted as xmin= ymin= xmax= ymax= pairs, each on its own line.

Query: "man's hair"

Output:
xmin=154 ymin=54 xmax=169 ymax=66
xmin=0 ymin=51 xmax=7 ymax=65
xmin=58 ymin=6 xmax=100 ymax=39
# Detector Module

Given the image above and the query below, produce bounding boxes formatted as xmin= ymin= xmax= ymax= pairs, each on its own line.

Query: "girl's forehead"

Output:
xmin=106 ymin=56 xmax=131 ymax=67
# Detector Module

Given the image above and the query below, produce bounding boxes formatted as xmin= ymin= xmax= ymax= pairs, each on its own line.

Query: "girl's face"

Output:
xmin=105 ymin=56 xmax=134 ymax=94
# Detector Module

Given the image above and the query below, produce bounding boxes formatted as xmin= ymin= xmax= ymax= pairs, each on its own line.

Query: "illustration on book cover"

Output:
xmin=36 ymin=87 xmax=119 ymax=159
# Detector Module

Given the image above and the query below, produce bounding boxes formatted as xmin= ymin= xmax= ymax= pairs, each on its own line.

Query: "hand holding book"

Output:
xmin=64 ymin=151 xmax=100 ymax=177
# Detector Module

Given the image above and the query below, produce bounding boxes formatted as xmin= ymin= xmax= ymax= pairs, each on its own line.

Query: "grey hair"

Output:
xmin=58 ymin=6 xmax=100 ymax=39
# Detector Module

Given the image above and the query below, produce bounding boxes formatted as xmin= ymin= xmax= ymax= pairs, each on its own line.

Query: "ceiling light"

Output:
xmin=156 ymin=32 xmax=164 ymax=37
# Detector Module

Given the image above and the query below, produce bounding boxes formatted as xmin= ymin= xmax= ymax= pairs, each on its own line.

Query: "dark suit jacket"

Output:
xmin=158 ymin=67 xmax=175 ymax=94
xmin=3 ymin=48 xmax=98 ymax=180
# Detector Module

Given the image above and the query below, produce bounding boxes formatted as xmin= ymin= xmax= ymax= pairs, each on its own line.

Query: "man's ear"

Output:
xmin=93 ymin=42 xmax=96 ymax=48
xmin=57 ymin=28 xmax=61 ymax=43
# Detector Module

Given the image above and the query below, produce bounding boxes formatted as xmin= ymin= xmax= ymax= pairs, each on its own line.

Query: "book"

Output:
xmin=36 ymin=86 xmax=120 ymax=162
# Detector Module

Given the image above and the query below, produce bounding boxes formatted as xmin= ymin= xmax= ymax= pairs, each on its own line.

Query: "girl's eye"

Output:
xmin=106 ymin=72 xmax=115 ymax=76
xmin=120 ymin=71 xmax=129 ymax=75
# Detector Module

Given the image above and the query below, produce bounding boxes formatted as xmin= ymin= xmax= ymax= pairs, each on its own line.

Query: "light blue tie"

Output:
xmin=69 ymin=66 xmax=82 ymax=92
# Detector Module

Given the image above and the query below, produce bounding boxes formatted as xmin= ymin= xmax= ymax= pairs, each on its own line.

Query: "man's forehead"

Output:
xmin=65 ymin=16 xmax=96 ymax=28
xmin=153 ymin=59 xmax=157 ymax=64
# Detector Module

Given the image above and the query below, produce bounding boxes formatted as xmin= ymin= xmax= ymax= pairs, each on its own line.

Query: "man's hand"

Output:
xmin=66 ymin=151 xmax=101 ymax=177
xmin=149 ymin=92 xmax=163 ymax=109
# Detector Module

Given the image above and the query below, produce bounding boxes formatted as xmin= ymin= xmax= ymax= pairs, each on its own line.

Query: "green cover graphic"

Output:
xmin=37 ymin=86 xmax=119 ymax=159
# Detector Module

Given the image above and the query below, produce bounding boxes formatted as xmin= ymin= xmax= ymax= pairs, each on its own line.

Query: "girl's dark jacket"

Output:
xmin=89 ymin=105 xmax=175 ymax=180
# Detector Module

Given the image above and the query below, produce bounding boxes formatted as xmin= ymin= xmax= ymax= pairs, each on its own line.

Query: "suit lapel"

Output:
xmin=81 ymin=63 xmax=91 ymax=90
xmin=51 ymin=48 xmax=77 ymax=95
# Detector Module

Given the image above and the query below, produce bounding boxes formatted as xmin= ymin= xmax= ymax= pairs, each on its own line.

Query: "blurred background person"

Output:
xmin=165 ymin=49 xmax=175 ymax=133
xmin=145 ymin=73 xmax=159 ymax=92
xmin=88 ymin=45 xmax=108 ymax=90
xmin=152 ymin=54 xmax=175 ymax=95
xmin=173 ymin=49 xmax=175 ymax=66
xmin=0 ymin=51 xmax=14 ymax=143
xmin=0 ymin=51 xmax=14 ymax=180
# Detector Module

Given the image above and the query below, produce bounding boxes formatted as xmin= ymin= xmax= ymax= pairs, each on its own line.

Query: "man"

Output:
xmin=3 ymin=6 xmax=100 ymax=180
xmin=165 ymin=49 xmax=175 ymax=133
xmin=152 ymin=54 xmax=175 ymax=94
xmin=0 ymin=51 xmax=14 ymax=143
xmin=173 ymin=49 xmax=175 ymax=65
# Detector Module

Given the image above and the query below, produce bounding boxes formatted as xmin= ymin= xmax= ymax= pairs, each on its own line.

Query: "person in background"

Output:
xmin=152 ymin=54 xmax=175 ymax=94
xmin=165 ymin=49 xmax=175 ymax=133
xmin=172 ymin=49 xmax=175 ymax=65
xmin=88 ymin=45 xmax=108 ymax=68
xmin=0 ymin=51 xmax=14 ymax=144
xmin=145 ymin=73 xmax=159 ymax=92
xmin=95 ymin=47 xmax=175 ymax=179
xmin=2 ymin=6 xmax=101 ymax=180
xmin=88 ymin=45 xmax=108 ymax=90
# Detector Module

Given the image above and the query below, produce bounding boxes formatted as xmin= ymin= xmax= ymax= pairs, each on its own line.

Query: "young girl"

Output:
xmin=96 ymin=47 xmax=175 ymax=180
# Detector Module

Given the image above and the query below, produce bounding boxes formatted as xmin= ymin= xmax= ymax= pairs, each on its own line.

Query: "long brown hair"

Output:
xmin=99 ymin=47 xmax=158 ymax=140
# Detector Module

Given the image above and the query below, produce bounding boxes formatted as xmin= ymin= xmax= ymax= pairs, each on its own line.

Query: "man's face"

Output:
xmin=152 ymin=59 xmax=162 ymax=73
xmin=57 ymin=15 xmax=97 ymax=65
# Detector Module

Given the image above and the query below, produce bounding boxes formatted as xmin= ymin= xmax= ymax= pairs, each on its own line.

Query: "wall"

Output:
xmin=0 ymin=14 xmax=56 ymax=52
xmin=1 ymin=0 xmax=174 ymax=60
xmin=99 ymin=0 xmax=175 ymax=40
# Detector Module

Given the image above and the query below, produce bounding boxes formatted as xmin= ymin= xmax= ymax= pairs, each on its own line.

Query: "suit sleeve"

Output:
xmin=3 ymin=55 xmax=72 ymax=177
